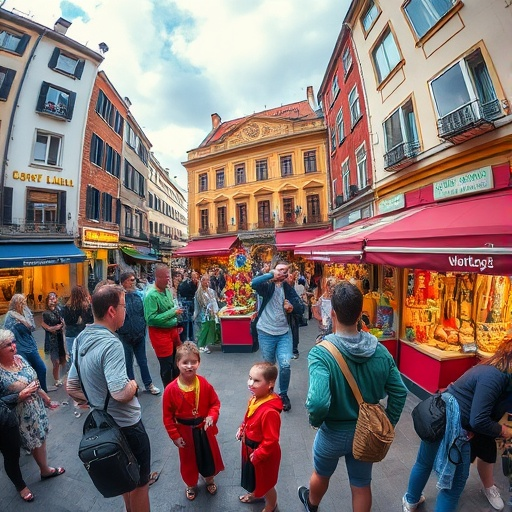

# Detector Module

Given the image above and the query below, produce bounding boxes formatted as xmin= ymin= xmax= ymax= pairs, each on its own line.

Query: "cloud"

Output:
xmin=4 ymin=0 xmax=350 ymax=187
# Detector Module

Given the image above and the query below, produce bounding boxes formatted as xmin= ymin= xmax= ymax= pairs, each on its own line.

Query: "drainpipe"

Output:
xmin=0 ymin=28 xmax=47 ymax=225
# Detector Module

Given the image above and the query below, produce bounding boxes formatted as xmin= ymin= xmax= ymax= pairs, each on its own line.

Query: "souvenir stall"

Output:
xmin=218 ymin=245 xmax=257 ymax=352
xmin=364 ymin=188 xmax=512 ymax=394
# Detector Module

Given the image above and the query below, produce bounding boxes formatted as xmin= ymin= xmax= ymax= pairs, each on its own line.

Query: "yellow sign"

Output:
xmin=12 ymin=171 xmax=74 ymax=187
xmin=83 ymin=228 xmax=119 ymax=244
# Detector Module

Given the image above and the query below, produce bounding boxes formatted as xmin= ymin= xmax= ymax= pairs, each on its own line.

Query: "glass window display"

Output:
xmin=403 ymin=270 xmax=512 ymax=354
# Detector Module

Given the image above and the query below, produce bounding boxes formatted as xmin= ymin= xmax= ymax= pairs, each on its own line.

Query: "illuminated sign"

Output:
xmin=82 ymin=228 xmax=119 ymax=246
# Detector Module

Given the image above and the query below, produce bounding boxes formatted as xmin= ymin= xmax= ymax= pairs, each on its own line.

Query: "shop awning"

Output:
xmin=120 ymin=246 xmax=160 ymax=263
xmin=0 ymin=241 xmax=86 ymax=268
xmin=364 ymin=190 xmax=512 ymax=274
xmin=295 ymin=210 xmax=416 ymax=263
xmin=275 ymin=228 xmax=331 ymax=251
xmin=173 ymin=235 xmax=238 ymax=257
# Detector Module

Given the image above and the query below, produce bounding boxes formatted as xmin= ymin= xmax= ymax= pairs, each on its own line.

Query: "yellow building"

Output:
xmin=180 ymin=87 xmax=331 ymax=264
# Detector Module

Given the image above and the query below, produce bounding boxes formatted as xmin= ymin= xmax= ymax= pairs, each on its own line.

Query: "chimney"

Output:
xmin=211 ymin=113 xmax=221 ymax=130
xmin=54 ymin=17 xmax=71 ymax=35
xmin=306 ymin=86 xmax=317 ymax=110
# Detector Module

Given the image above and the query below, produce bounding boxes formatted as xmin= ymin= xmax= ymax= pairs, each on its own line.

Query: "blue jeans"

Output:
xmin=122 ymin=337 xmax=153 ymax=388
xmin=313 ymin=424 xmax=372 ymax=487
xmin=257 ymin=329 xmax=292 ymax=395
xmin=405 ymin=438 xmax=470 ymax=512
xmin=18 ymin=349 xmax=47 ymax=392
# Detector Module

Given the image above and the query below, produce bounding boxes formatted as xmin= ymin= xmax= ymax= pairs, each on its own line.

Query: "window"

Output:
xmin=405 ymin=0 xmax=457 ymax=38
xmin=372 ymin=28 xmax=401 ymax=83
xmin=348 ymin=86 xmax=362 ymax=127
xmin=304 ymin=150 xmax=317 ymax=173
xmin=330 ymin=127 xmax=336 ymax=153
xmin=124 ymin=162 xmax=145 ymax=197
xmin=237 ymin=203 xmax=247 ymax=229
xmin=280 ymin=155 xmax=293 ymax=176
xmin=217 ymin=206 xmax=227 ymax=230
xmin=283 ymin=198 xmax=295 ymax=225
xmin=105 ymin=145 xmax=121 ymax=178
xmin=200 ymin=209 xmax=209 ymax=232
xmin=362 ymin=0 xmax=379 ymax=33
xmin=216 ymin=169 xmax=225 ymax=189
xmin=36 ymin=82 xmax=76 ymax=120
xmin=86 ymin=186 xmax=100 ymax=221
xmin=90 ymin=133 xmax=104 ymax=167
xmin=336 ymin=109 xmax=344 ymax=143
xmin=33 ymin=131 xmax=62 ymax=167
xmin=430 ymin=49 xmax=499 ymax=120
xmin=355 ymin=144 xmax=367 ymax=189
xmin=235 ymin=163 xmax=246 ymax=184
xmin=342 ymin=159 xmax=350 ymax=201
xmin=96 ymin=90 xmax=124 ymax=135
xmin=48 ymin=48 xmax=84 ymax=79
xmin=307 ymin=194 xmax=321 ymax=222
xmin=330 ymin=76 xmax=340 ymax=104
xmin=102 ymin=192 xmax=113 ymax=222
xmin=256 ymin=159 xmax=268 ymax=181
xmin=26 ymin=189 xmax=64 ymax=225
xmin=257 ymin=200 xmax=271 ymax=227
xmin=383 ymin=98 xmax=419 ymax=155
xmin=0 ymin=28 xmax=29 ymax=55
xmin=342 ymin=47 xmax=353 ymax=76
xmin=199 ymin=173 xmax=208 ymax=192
xmin=0 ymin=66 xmax=16 ymax=100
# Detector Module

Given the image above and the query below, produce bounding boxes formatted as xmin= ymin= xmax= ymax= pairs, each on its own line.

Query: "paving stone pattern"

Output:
xmin=0 ymin=317 xmax=508 ymax=511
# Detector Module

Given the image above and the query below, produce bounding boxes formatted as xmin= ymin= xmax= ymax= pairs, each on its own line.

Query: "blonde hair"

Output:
xmin=176 ymin=341 xmax=200 ymax=364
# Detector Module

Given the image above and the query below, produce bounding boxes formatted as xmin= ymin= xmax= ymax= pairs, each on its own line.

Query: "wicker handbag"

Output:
xmin=318 ymin=340 xmax=395 ymax=462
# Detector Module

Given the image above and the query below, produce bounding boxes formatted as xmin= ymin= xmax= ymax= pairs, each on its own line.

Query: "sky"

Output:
xmin=4 ymin=0 xmax=351 ymax=190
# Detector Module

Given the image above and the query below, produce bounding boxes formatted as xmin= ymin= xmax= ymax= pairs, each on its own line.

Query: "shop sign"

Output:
xmin=378 ymin=194 xmax=405 ymax=214
xmin=447 ymin=254 xmax=494 ymax=273
xmin=24 ymin=257 xmax=71 ymax=266
xmin=348 ymin=210 xmax=362 ymax=224
xmin=12 ymin=171 xmax=74 ymax=187
xmin=82 ymin=228 xmax=119 ymax=248
xmin=433 ymin=166 xmax=493 ymax=200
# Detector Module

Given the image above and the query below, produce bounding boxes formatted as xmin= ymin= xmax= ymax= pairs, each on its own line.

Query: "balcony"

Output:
xmin=257 ymin=220 xmax=274 ymax=229
xmin=216 ymin=224 xmax=228 ymax=234
xmin=384 ymin=140 xmax=421 ymax=172
xmin=123 ymin=227 xmax=148 ymax=241
xmin=437 ymin=99 xmax=502 ymax=144
xmin=237 ymin=222 xmax=248 ymax=231
xmin=199 ymin=227 xmax=210 ymax=236
xmin=283 ymin=213 xmax=298 ymax=227
xmin=0 ymin=220 xmax=70 ymax=237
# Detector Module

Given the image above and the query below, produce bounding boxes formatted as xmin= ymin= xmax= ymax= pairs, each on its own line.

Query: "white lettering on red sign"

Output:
xmin=448 ymin=255 xmax=494 ymax=272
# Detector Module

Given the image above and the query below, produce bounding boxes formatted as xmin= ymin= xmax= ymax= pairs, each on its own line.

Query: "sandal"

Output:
xmin=185 ymin=487 xmax=197 ymax=501
xmin=206 ymin=481 xmax=217 ymax=495
xmin=239 ymin=493 xmax=265 ymax=504
xmin=20 ymin=488 xmax=34 ymax=502
xmin=41 ymin=467 xmax=65 ymax=479
xmin=148 ymin=471 xmax=160 ymax=486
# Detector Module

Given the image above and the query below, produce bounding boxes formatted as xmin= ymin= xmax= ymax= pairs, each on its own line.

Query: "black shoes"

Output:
xmin=291 ymin=352 xmax=299 ymax=360
xmin=298 ymin=486 xmax=316 ymax=512
xmin=280 ymin=393 xmax=291 ymax=412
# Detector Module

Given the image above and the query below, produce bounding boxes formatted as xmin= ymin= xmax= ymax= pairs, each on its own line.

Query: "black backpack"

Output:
xmin=75 ymin=346 xmax=140 ymax=498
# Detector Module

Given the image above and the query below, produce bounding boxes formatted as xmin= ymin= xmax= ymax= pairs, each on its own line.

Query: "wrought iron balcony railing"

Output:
xmin=216 ymin=224 xmax=228 ymax=234
xmin=123 ymin=227 xmax=148 ymax=240
xmin=384 ymin=140 xmax=420 ymax=170
xmin=1 ymin=220 xmax=70 ymax=236
xmin=198 ymin=227 xmax=210 ymax=235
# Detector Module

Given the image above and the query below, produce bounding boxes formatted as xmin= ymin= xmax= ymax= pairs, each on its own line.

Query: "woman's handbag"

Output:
xmin=411 ymin=393 xmax=446 ymax=443
xmin=318 ymin=340 xmax=395 ymax=462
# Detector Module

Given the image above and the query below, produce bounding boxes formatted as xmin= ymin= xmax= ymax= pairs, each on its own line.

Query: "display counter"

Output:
xmin=379 ymin=338 xmax=398 ymax=362
xmin=219 ymin=315 xmax=253 ymax=353
xmin=399 ymin=339 xmax=477 ymax=394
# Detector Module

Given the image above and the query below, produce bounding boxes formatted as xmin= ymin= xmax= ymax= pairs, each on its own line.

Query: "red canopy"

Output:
xmin=173 ymin=235 xmax=238 ymax=257
xmin=364 ymin=189 xmax=512 ymax=274
xmin=294 ymin=210 xmax=416 ymax=263
xmin=275 ymin=228 xmax=331 ymax=251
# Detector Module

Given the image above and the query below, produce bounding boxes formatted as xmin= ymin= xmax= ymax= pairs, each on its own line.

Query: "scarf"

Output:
xmin=246 ymin=393 xmax=275 ymax=418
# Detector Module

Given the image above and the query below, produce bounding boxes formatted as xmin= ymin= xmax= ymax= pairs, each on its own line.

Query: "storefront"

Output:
xmin=0 ymin=240 xmax=86 ymax=312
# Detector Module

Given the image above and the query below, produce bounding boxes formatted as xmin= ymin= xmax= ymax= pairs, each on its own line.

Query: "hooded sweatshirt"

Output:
xmin=68 ymin=324 xmax=141 ymax=427
xmin=306 ymin=331 xmax=407 ymax=430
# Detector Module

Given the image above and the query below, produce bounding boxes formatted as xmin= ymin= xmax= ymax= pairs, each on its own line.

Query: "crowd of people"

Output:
xmin=1 ymin=260 xmax=512 ymax=512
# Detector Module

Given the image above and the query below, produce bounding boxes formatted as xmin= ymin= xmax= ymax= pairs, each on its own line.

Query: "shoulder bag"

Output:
xmin=318 ymin=340 xmax=395 ymax=462
xmin=75 ymin=346 xmax=140 ymax=498
xmin=411 ymin=393 xmax=446 ymax=443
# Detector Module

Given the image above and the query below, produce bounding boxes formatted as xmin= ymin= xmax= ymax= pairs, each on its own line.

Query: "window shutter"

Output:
xmin=74 ymin=59 xmax=85 ymax=79
xmin=57 ymin=191 xmax=66 ymax=225
xmin=48 ymin=47 xmax=60 ymax=69
xmin=66 ymin=91 xmax=76 ymax=120
xmin=86 ymin=187 xmax=92 ymax=219
xmin=90 ymin=134 xmax=97 ymax=161
xmin=101 ymin=192 xmax=106 ymax=221
xmin=115 ymin=198 xmax=121 ymax=224
xmin=16 ymin=34 xmax=30 ymax=55
xmin=36 ymin=82 xmax=49 ymax=112
xmin=3 ymin=187 xmax=13 ymax=224
xmin=0 ymin=68 xmax=16 ymax=100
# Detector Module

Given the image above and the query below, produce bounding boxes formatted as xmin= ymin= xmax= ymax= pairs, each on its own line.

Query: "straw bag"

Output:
xmin=318 ymin=340 xmax=395 ymax=462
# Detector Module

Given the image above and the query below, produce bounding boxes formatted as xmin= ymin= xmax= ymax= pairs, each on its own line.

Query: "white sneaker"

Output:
xmin=145 ymin=384 xmax=161 ymax=395
xmin=402 ymin=494 xmax=426 ymax=511
xmin=483 ymin=485 xmax=504 ymax=510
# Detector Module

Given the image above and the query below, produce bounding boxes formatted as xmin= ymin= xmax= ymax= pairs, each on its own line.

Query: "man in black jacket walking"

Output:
xmin=117 ymin=271 xmax=160 ymax=395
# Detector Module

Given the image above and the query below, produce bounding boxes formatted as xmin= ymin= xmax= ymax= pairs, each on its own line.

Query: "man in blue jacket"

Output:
xmin=251 ymin=260 xmax=304 ymax=412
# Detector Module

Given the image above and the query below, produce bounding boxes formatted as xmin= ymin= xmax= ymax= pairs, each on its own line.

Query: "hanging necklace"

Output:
xmin=178 ymin=376 xmax=200 ymax=416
